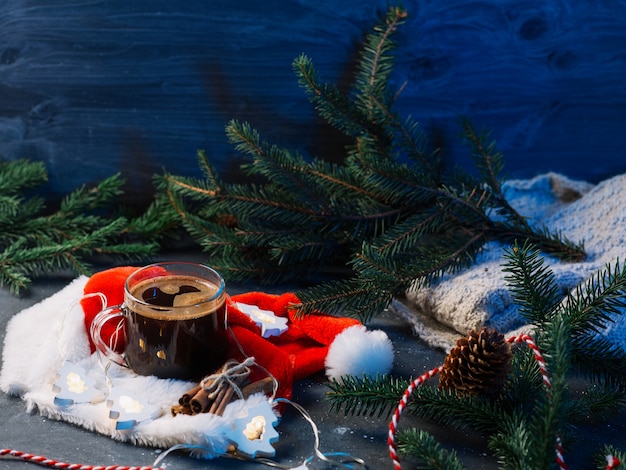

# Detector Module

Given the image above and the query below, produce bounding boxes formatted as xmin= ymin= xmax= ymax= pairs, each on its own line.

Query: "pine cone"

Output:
xmin=439 ymin=327 xmax=512 ymax=397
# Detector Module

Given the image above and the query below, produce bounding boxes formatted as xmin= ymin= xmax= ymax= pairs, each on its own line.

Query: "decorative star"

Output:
xmin=235 ymin=302 xmax=289 ymax=338
xmin=225 ymin=401 xmax=279 ymax=458
xmin=107 ymin=388 xmax=162 ymax=430
xmin=53 ymin=361 xmax=105 ymax=407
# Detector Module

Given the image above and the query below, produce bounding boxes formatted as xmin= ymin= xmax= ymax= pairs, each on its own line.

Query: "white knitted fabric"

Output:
xmin=396 ymin=172 xmax=626 ymax=351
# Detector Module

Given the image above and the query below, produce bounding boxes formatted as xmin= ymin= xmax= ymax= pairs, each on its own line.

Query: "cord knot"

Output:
xmin=201 ymin=357 xmax=255 ymax=401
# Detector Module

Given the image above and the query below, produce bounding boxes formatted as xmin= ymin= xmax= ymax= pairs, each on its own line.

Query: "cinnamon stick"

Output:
xmin=241 ymin=377 xmax=275 ymax=399
xmin=178 ymin=385 xmax=202 ymax=406
xmin=190 ymin=387 xmax=214 ymax=414
xmin=213 ymin=386 xmax=235 ymax=416
xmin=171 ymin=404 xmax=193 ymax=416
xmin=207 ymin=384 xmax=229 ymax=415
xmin=212 ymin=377 xmax=275 ymax=416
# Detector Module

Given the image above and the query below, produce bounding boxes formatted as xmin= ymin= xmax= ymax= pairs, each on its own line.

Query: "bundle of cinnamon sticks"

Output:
xmin=171 ymin=360 xmax=274 ymax=417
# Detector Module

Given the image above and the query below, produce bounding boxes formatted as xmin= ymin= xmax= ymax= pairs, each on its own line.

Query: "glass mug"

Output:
xmin=90 ymin=262 xmax=229 ymax=380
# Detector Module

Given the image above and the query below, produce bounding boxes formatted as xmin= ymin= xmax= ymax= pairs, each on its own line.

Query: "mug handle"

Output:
xmin=89 ymin=305 xmax=128 ymax=368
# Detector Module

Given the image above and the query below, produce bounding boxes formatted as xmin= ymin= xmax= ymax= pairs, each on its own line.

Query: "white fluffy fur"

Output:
xmin=0 ymin=276 xmax=274 ymax=456
xmin=324 ymin=325 xmax=394 ymax=383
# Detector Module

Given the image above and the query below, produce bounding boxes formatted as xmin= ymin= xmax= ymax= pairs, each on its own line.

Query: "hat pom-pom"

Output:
xmin=325 ymin=325 xmax=394 ymax=383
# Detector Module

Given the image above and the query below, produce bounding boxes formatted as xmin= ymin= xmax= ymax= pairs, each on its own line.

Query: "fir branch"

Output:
xmin=354 ymin=229 xmax=484 ymax=290
xmin=402 ymin=115 xmax=439 ymax=171
xmin=501 ymin=242 xmax=626 ymax=466
xmin=374 ymin=103 xmax=437 ymax=175
xmin=157 ymin=4 xmax=586 ymax=321
xmin=396 ymin=429 xmax=465 ymax=470
xmin=125 ymin=190 xmax=181 ymax=240
xmin=268 ymin=232 xmax=347 ymax=269
xmin=17 ymin=244 xmax=91 ymax=286
xmin=495 ymin=222 xmax=585 ymax=263
xmin=195 ymin=149 xmax=222 ymax=193
xmin=161 ymin=174 xmax=218 ymax=202
xmin=354 ymin=6 xmax=407 ymax=117
xmin=355 ymin=226 xmax=487 ymax=294
xmin=294 ymin=277 xmax=395 ymax=321
xmin=562 ymin=259 xmax=626 ymax=335
xmin=325 ymin=374 xmax=407 ymax=418
xmin=407 ymin=386 xmax=509 ymax=434
xmin=569 ymin=336 xmax=626 ymax=384
xmin=0 ymin=219 xmax=133 ymax=293
xmin=461 ymin=119 xmax=509 ymax=214
xmin=502 ymin=240 xmax=563 ymax=324
xmin=596 ymin=446 xmax=626 ymax=470
xmin=499 ymin=349 xmax=545 ymax=413
xmin=462 ymin=120 xmax=586 ymax=262
xmin=293 ymin=54 xmax=370 ymax=137
xmin=488 ymin=414 xmax=534 ymax=470
xmin=371 ymin=211 xmax=448 ymax=257
xmin=210 ymin=183 xmax=319 ymax=223
xmin=345 ymin=136 xmax=439 ymax=205
xmin=227 ymin=119 xmax=384 ymax=212
xmin=0 ymin=159 xmax=47 ymax=192
xmin=60 ymin=172 xmax=124 ymax=213
xmin=225 ymin=119 xmax=265 ymax=160
xmin=0 ymin=197 xmax=45 ymax=240
xmin=0 ymin=162 xmax=159 ymax=293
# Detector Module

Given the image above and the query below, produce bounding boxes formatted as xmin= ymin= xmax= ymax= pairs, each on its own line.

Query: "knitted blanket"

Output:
xmin=394 ymin=172 xmax=626 ymax=351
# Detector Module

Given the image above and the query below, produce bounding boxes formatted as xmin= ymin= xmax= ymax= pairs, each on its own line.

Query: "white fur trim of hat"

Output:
xmin=324 ymin=325 xmax=394 ymax=383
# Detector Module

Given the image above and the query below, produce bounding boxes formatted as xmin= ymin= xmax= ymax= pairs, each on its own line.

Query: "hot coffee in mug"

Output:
xmin=90 ymin=262 xmax=229 ymax=380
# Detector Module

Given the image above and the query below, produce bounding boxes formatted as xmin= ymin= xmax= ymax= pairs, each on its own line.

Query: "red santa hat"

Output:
xmin=80 ymin=267 xmax=394 ymax=400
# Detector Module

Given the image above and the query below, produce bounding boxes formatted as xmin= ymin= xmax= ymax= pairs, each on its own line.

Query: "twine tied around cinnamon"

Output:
xmin=172 ymin=357 xmax=274 ymax=417
xmin=201 ymin=357 xmax=254 ymax=402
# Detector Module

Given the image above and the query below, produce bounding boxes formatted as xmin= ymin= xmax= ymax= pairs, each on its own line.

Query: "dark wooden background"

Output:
xmin=1 ymin=1 xmax=625 ymax=205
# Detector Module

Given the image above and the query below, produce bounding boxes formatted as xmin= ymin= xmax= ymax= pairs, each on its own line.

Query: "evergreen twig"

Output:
xmin=595 ymin=446 xmax=626 ymax=470
xmin=396 ymin=429 xmax=465 ymax=470
xmin=325 ymin=374 xmax=409 ymax=418
xmin=0 ymin=160 xmax=161 ymax=293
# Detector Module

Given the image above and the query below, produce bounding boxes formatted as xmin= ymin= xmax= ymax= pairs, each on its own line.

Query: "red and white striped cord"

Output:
xmin=607 ymin=455 xmax=622 ymax=470
xmin=506 ymin=333 xmax=551 ymax=388
xmin=387 ymin=366 xmax=440 ymax=469
xmin=387 ymin=333 xmax=622 ymax=470
xmin=0 ymin=448 xmax=162 ymax=470
xmin=507 ymin=334 xmax=570 ymax=470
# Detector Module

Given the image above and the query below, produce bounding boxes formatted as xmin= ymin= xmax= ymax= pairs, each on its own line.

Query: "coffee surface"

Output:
xmin=129 ymin=275 xmax=223 ymax=319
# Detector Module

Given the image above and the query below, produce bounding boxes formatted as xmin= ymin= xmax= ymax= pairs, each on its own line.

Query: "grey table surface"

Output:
xmin=0 ymin=258 xmax=625 ymax=470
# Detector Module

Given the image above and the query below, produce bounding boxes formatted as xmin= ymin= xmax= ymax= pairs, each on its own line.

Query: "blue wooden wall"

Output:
xmin=1 ymin=1 xmax=625 ymax=204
